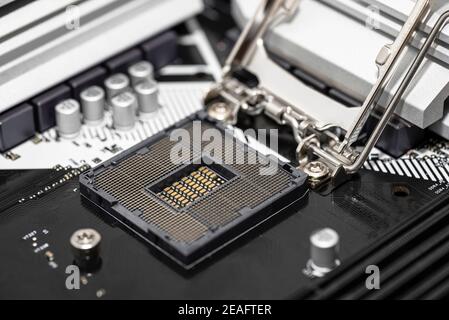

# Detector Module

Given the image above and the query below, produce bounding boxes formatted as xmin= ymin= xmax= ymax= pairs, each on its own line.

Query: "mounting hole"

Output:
xmin=392 ymin=185 xmax=410 ymax=198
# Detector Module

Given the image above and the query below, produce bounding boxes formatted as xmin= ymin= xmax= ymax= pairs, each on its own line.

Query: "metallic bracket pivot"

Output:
xmin=205 ymin=0 xmax=448 ymax=187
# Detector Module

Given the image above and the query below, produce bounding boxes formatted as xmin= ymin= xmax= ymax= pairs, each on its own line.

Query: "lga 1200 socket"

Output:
xmin=80 ymin=112 xmax=307 ymax=269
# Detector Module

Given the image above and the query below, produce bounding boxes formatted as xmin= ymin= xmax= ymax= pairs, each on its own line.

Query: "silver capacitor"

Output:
xmin=309 ymin=228 xmax=340 ymax=271
xmin=128 ymin=61 xmax=154 ymax=86
xmin=80 ymin=86 xmax=105 ymax=125
xmin=135 ymin=80 xmax=160 ymax=116
xmin=104 ymin=73 xmax=130 ymax=101
xmin=111 ymin=91 xmax=136 ymax=131
xmin=55 ymin=99 xmax=82 ymax=139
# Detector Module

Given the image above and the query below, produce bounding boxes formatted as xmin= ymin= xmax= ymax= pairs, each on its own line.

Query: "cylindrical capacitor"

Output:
xmin=128 ymin=61 xmax=154 ymax=86
xmin=104 ymin=73 xmax=130 ymax=101
xmin=55 ymin=99 xmax=82 ymax=139
xmin=310 ymin=228 xmax=340 ymax=270
xmin=135 ymin=80 xmax=160 ymax=116
xmin=80 ymin=86 xmax=105 ymax=125
xmin=111 ymin=92 xmax=136 ymax=131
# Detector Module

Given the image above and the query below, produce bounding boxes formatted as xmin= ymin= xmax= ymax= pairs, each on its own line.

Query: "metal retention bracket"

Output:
xmin=205 ymin=0 xmax=448 ymax=188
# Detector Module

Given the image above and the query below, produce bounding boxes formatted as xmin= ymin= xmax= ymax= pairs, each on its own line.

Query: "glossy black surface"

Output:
xmin=0 ymin=167 xmax=448 ymax=299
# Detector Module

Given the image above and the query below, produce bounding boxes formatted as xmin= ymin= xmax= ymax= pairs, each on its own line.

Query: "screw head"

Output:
xmin=207 ymin=102 xmax=233 ymax=122
xmin=70 ymin=229 xmax=101 ymax=251
xmin=303 ymin=161 xmax=330 ymax=181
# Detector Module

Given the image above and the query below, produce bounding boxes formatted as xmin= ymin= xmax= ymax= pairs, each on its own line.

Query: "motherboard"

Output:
xmin=3 ymin=0 xmax=449 ymax=302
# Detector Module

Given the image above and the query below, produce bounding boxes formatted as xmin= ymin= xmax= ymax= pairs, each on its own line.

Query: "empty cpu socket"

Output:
xmin=80 ymin=112 xmax=307 ymax=269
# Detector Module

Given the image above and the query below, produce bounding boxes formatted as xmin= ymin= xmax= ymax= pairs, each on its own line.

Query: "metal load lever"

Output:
xmin=342 ymin=2 xmax=449 ymax=174
xmin=205 ymin=0 xmax=449 ymax=186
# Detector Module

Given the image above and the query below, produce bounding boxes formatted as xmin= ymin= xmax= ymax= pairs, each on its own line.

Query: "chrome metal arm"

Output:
xmin=341 ymin=0 xmax=431 ymax=149
xmin=344 ymin=8 xmax=449 ymax=174
xmin=205 ymin=0 xmax=446 ymax=186
xmin=224 ymin=0 xmax=300 ymax=73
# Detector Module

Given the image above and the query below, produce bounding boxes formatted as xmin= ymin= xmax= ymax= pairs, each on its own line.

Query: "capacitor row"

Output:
xmin=55 ymin=61 xmax=160 ymax=139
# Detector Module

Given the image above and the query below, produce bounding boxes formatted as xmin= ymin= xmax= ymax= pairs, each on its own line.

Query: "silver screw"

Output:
xmin=303 ymin=161 xmax=330 ymax=181
xmin=207 ymin=102 xmax=233 ymax=122
xmin=70 ymin=229 xmax=102 ymax=269
xmin=70 ymin=229 xmax=101 ymax=251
